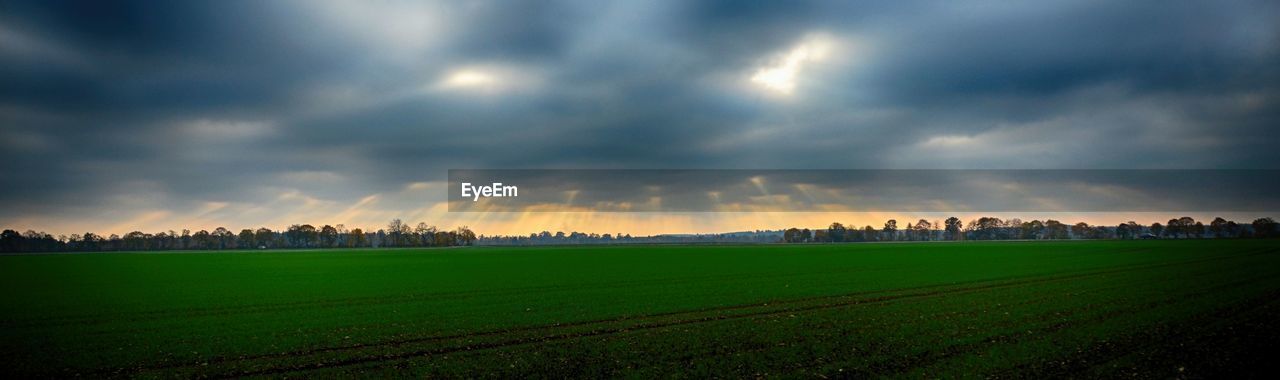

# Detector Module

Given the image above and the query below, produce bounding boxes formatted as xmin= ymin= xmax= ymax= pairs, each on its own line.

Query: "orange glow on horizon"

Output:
xmin=11 ymin=211 xmax=1258 ymax=238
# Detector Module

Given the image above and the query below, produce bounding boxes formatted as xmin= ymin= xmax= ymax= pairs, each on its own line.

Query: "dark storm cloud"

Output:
xmin=446 ymin=170 xmax=1280 ymax=212
xmin=857 ymin=2 xmax=1278 ymax=102
xmin=1 ymin=1 xmax=311 ymax=113
xmin=1 ymin=0 xmax=1277 ymax=231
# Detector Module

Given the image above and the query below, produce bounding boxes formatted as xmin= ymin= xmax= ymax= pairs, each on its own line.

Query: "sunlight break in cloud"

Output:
xmin=440 ymin=69 xmax=496 ymax=88
xmin=431 ymin=64 xmax=542 ymax=95
xmin=750 ymin=33 xmax=838 ymax=95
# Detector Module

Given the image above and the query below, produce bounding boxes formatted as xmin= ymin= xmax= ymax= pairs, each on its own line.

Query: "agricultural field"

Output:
xmin=1 ymin=240 xmax=1278 ymax=378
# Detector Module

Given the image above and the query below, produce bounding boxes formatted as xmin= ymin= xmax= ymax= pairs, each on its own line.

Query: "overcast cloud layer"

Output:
xmin=2 ymin=0 xmax=1278 ymax=234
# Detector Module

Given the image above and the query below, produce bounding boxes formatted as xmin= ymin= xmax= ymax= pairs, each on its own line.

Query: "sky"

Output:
xmin=1 ymin=0 xmax=1278 ymax=236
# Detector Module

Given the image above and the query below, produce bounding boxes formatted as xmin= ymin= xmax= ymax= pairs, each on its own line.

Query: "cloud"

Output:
xmin=750 ymin=34 xmax=827 ymax=94
xmin=181 ymin=119 xmax=276 ymax=140
xmin=1 ymin=0 xmax=1277 ymax=235
xmin=0 ymin=23 xmax=89 ymax=70
xmin=430 ymin=64 xmax=545 ymax=95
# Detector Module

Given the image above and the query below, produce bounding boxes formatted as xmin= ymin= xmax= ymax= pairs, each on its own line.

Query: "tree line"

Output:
xmin=0 ymin=219 xmax=476 ymax=253
xmin=477 ymin=230 xmax=783 ymax=245
xmin=782 ymin=216 xmax=1279 ymax=243
xmin=4 ymin=216 xmax=1277 ymax=253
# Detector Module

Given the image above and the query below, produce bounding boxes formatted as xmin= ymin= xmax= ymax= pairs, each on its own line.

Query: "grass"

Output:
xmin=1 ymin=240 xmax=1277 ymax=378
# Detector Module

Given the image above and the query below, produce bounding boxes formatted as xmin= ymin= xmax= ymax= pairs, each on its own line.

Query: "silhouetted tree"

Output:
xmin=912 ymin=219 xmax=932 ymax=241
xmin=1178 ymin=217 xmax=1197 ymax=238
xmin=386 ymin=219 xmax=407 ymax=247
xmin=455 ymin=226 xmax=476 ymax=246
xmin=413 ymin=223 xmax=433 ymax=246
xmin=1253 ymin=217 xmax=1277 ymax=238
xmin=944 ymin=217 xmax=963 ymax=241
xmin=1043 ymin=220 xmax=1068 ymax=239
xmin=213 ymin=227 xmax=233 ymax=249
xmin=193 ymin=230 xmax=212 ymax=249
xmin=1209 ymin=217 xmax=1228 ymax=238
xmin=254 ymin=228 xmax=273 ymax=248
xmin=320 ymin=225 xmax=338 ymax=248
xmin=1226 ymin=220 xmax=1242 ymax=238
xmin=827 ymin=222 xmax=847 ymax=243
xmin=882 ymin=220 xmax=897 ymax=241
xmin=1116 ymin=222 xmax=1133 ymax=239
xmin=349 ymin=228 xmax=367 ymax=247
xmin=1071 ymin=222 xmax=1091 ymax=239
xmin=235 ymin=229 xmax=252 ymax=248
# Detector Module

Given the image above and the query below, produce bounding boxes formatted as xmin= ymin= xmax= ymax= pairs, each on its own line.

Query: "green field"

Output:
xmin=2 ymin=240 xmax=1278 ymax=378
